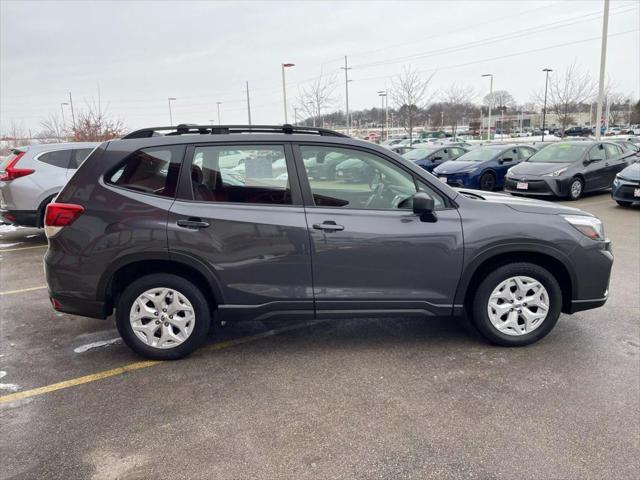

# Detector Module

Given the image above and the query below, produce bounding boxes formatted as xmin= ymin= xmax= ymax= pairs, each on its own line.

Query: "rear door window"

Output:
xmin=38 ymin=149 xmax=71 ymax=168
xmin=604 ymin=143 xmax=622 ymax=158
xmin=107 ymin=146 xmax=184 ymax=198
xmin=69 ymin=148 xmax=94 ymax=169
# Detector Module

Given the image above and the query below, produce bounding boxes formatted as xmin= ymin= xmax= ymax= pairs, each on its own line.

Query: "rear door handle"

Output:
xmin=313 ymin=221 xmax=344 ymax=232
xmin=177 ymin=218 xmax=210 ymax=229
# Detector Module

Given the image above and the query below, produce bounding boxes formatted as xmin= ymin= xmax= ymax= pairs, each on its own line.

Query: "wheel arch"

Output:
xmin=98 ymin=252 xmax=224 ymax=317
xmin=456 ymin=246 xmax=576 ymax=315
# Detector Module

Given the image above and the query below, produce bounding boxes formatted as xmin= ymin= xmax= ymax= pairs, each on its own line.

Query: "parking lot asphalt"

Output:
xmin=1 ymin=193 xmax=638 ymax=480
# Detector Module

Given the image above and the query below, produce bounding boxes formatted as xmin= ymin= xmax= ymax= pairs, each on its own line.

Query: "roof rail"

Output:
xmin=122 ymin=124 xmax=349 ymax=140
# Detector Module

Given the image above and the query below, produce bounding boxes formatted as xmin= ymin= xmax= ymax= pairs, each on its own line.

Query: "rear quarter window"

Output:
xmin=107 ymin=145 xmax=184 ymax=198
xmin=38 ymin=149 xmax=71 ymax=168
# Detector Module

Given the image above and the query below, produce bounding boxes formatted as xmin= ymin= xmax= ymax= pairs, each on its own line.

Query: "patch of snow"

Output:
xmin=0 ymin=224 xmax=19 ymax=234
xmin=0 ymin=242 xmax=21 ymax=248
xmin=73 ymin=337 xmax=121 ymax=353
xmin=0 ymin=371 xmax=19 ymax=392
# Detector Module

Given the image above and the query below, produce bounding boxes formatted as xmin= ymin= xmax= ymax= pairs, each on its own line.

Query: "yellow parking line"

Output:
xmin=0 ymin=245 xmax=47 ymax=252
xmin=0 ymin=320 xmax=322 ymax=405
xmin=0 ymin=285 xmax=47 ymax=296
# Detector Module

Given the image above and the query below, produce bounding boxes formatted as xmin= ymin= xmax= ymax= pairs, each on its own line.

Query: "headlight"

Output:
xmin=562 ymin=215 xmax=605 ymax=241
xmin=506 ymin=167 xmax=514 ymax=176
xmin=544 ymin=167 xmax=568 ymax=177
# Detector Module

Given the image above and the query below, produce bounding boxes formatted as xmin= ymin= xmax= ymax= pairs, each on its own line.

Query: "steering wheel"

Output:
xmin=365 ymin=181 xmax=386 ymax=208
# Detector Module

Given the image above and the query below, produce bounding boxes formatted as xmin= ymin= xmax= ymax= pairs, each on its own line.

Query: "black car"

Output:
xmin=505 ymin=141 xmax=630 ymax=200
xmin=562 ymin=126 xmax=593 ymax=137
xmin=401 ymin=145 xmax=468 ymax=173
xmin=44 ymin=124 xmax=613 ymax=359
xmin=612 ymin=162 xmax=640 ymax=207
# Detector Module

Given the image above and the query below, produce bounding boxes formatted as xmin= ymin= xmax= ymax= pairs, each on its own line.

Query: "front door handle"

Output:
xmin=312 ymin=221 xmax=344 ymax=232
xmin=177 ymin=218 xmax=210 ymax=229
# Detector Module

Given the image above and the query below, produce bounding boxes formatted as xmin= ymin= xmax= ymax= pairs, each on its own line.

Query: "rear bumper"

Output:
xmin=49 ymin=292 xmax=109 ymax=319
xmin=0 ymin=208 xmax=39 ymax=227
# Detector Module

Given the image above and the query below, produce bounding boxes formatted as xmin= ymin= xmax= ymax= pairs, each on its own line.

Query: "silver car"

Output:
xmin=0 ymin=142 xmax=99 ymax=227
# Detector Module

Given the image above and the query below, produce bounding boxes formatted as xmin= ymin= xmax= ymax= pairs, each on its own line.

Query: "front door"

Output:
xmin=168 ymin=143 xmax=313 ymax=322
xmin=295 ymin=144 xmax=464 ymax=318
xmin=585 ymin=144 xmax=608 ymax=190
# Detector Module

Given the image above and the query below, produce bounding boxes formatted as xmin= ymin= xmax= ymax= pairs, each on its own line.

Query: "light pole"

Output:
xmin=246 ymin=81 xmax=252 ymax=126
xmin=595 ymin=0 xmax=609 ymax=140
xmin=378 ymin=91 xmax=387 ymax=141
xmin=68 ymin=92 xmax=76 ymax=130
xmin=294 ymin=107 xmax=298 ymax=125
xmin=378 ymin=90 xmax=388 ymax=141
xmin=482 ymin=74 xmax=493 ymax=141
xmin=60 ymin=102 xmax=69 ymax=127
xmin=168 ymin=97 xmax=176 ymax=125
xmin=542 ymin=68 xmax=552 ymax=141
xmin=281 ymin=63 xmax=295 ymax=124
xmin=216 ymin=102 xmax=222 ymax=125
xmin=341 ymin=56 xmax=352 ymax=134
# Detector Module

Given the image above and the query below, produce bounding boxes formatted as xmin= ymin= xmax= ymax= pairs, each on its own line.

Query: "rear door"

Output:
xmin=295 ymin=143 xmax=464 ymax=318
xmin=585 ymin=143 xmax=608 ymax=190
xmin=167 ymin=142 xmax=314 ymax=322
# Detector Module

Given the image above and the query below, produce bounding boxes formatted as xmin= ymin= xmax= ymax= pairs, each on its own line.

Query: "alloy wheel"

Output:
xmin=487 ymin=276 xmax=550 ymax=336
xmin=129 ymin=287 xmax=195 ymax=349
xmin=570 ymin=179 xmax=583 ymax=199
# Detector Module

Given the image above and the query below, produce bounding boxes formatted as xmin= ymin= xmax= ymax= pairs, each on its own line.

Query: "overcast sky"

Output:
xmin=1 ymin=0 xmax=639 ymax=133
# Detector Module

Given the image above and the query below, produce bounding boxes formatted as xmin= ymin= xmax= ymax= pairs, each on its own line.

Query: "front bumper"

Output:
xmin=435 ymin=172 xmax=474 ymax=188
xmin=504 ymin=175 xmax=569 ymax=197
xmin=0 ymin=208 xmax=38 ymax=227
xmin=612 ymin=177 xmax=640 ymax=203
xmin=565 ymin=238 xmax=613 ymax=314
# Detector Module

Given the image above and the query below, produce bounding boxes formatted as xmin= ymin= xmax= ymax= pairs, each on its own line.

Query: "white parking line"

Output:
xmin=0 ymin=285 xmax=47 ymax=296
xmin=0 ymin=245 xmax=47 ymax=253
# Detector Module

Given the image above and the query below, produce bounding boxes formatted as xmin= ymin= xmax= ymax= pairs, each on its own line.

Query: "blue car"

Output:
xmin=433 ymin=144 xmax=538 ymax=190
xmin=402 ymin=145 xmax=468 ymax=173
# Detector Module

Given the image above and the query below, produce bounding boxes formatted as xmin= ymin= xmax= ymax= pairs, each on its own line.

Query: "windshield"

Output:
xmin=402 ymin=148 xmax=438 ymax=160
xmin=527 ymin=143 xmax=588 ymax=163
xmin=455 ymin=147 xmax=501 ymax=162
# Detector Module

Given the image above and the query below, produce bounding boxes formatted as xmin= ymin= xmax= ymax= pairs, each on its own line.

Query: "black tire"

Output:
xmin=471 ymin=262 xmax=562 ymax=347
xmin=479 ymin=171 xmax=496 ymax=191
xmin=616 ymin=200 xmax=632 ymax=207
xmin=116 ymin=274 xmax=211 ymax=360
xmin=567 ymin=177 xmax=584 ymax=200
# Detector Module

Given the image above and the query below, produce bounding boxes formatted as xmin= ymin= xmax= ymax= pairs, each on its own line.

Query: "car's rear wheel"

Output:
xmin=479 ymin=171 xmax=496 ymax=191
xmin=567 ymin=177 xmax=583 ymax=200
xmin=471 ymin=262 xmax=562 ymax=346
xmin=116 ymin=274 xmax=210 ymax=360
xmin=615 ymin=200 xmax=632 ymax=207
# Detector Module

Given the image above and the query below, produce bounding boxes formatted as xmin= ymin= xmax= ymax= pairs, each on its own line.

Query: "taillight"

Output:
xmin=44 ymin=203 xmax=84 ymax=238
xmin=0 ymin=152 xmax=34 ymax=181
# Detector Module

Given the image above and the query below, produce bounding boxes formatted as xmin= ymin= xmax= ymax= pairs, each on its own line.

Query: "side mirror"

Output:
xmin=412 ymin=192 xmax=437 ymax=223
xmin=501 ymin=157 xmax=514 ymax=163
xmin=433 ymin=156 xmax=442 ymax=161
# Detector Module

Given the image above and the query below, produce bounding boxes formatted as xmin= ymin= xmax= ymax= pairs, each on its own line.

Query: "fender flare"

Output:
xmin=453 ymin=242 xmax=578 ymax=307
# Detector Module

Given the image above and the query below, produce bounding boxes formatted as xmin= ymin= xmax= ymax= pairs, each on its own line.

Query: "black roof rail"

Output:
xmin=122 ymin=124 xmax=349 ymax=140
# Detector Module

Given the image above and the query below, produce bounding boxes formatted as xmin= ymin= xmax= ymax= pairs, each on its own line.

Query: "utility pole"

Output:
xmin=482 ymin=74 xmax=493 ymax=141
xmin=378 ymin=91 xmax=387 ymax=141
xmin=294 ymin=107 xmax=298 ymax=125
xmin=341 ymin=56 xmax=352 ymax=135
xmin=168 ymin=97 xmax=176 ymax=125
xmin=60 ymin=102 xmax=68 ymax=127
xmin=595 ymin=0 xmax=609 ymax=140
xmin=216 ymin=102 xmax=222 ymax=125
xmin=68 ymin=92 xmax=76 ymax=131
xmin=246 ymin=81 xmax=252 ymax=126
xmin=281 ymin=63 xmax=295 ymax=124
xmin=542 ymin=68 xmax=552 ymax=142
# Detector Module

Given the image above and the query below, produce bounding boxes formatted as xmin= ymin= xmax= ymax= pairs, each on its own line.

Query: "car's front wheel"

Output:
xmin=479 ymin=171 xmax=496 ymax=191
xmin=471 ymin=262 xmax=562 ymax=346
xmin=116 ymin=274 xmax=211 ymax=360
xmin=567 ymin=177 xmax=584 ymax=200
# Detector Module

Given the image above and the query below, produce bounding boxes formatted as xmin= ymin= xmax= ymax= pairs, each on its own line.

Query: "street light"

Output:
xmin=216 ymin=102 xmax=222 ymax=125
xmin=542 ymin=68 xmax=552 ymax=141
xmin=482 ymin=74 xmax=493 ymax=141
xmin=281 ymin=63 xmax=295 ymax=124
xmin=168 ymin=97 xmax=176 ymax=125
xmin=60 ymin=102 xmax=69 ymax=127
xmin=378 ymin=90 xmax=388 ymax=141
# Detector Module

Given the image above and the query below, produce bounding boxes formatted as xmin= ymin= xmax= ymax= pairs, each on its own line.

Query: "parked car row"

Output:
xmin=400 ymin=139 xmax=639 ymax=206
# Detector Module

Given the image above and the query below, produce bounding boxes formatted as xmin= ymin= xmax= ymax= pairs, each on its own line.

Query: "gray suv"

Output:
xmin=0 ymin=142 xmax=98 ymax=227
xmin=44 ymin=125 xmax=613 ymax=359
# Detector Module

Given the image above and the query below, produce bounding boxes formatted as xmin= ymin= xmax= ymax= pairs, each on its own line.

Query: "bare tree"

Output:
xmin=296 ymin=74 xmax=338 ymax=127
xmin=1 ymin=122 xmax=30 ymax=149
xmin=389 ymin=66 xmax=436 ymax=141
xmin=533 ymin=61 xmax=596 ymax=135
xmin=605 ymin=92 xmax=632 ymax=126
xmin=72 ymin=99 xmax=125 ymax=141
xmin=442 ymin=84 xmax=476 ymax=136
xmin=483 ymin=90 xmax=515 ymax=111
xmin=38 ymin=113 xmax=67 ymax=142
